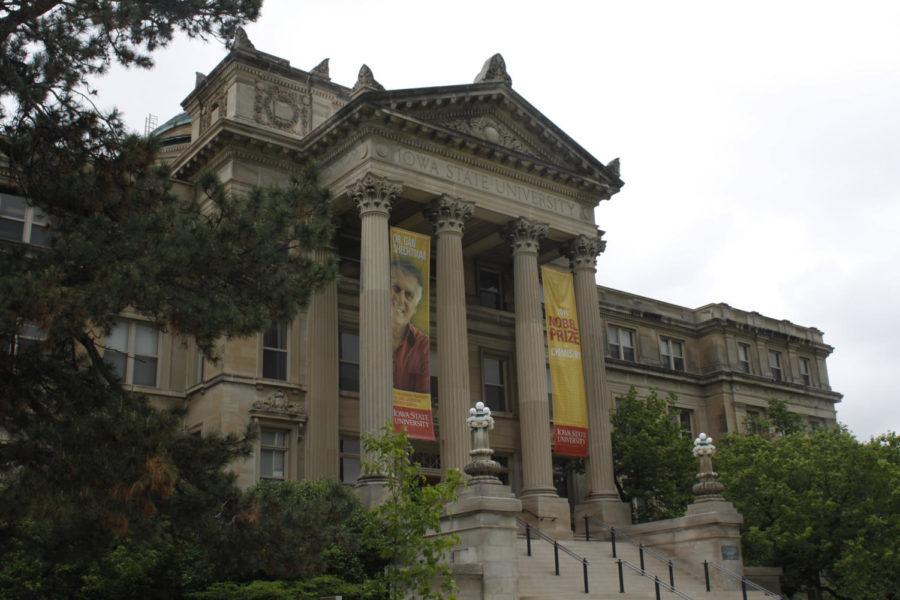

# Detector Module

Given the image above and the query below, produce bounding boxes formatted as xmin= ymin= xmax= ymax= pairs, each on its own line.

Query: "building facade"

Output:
xmin=7 ymin=31 xmax=840 ymax=532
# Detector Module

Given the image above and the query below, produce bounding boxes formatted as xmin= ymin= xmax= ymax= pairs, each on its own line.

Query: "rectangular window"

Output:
xmin=607 ymin=325 xmax=636 ymax=361
xmin=482 ymin=355 xmax=507 ymax=412
xmin=768 ymin=350 xmax=782 ymax=382
xmin=14 ymin=322 xmax=46 ymax=354
xmin=340 ymin=437 xmax=360 ymax=484
xmin=0 ymin=193 xmax=50 ymax=246
xmin=477 ymin=267 xmax=503 ymax=310
xmin=799 ymin=357 xmax=811 ymax=386
xmin=659 ymin=337 xmax=685 ymax=371
xmin=260 ymin=428 xmax=288 ymax=480
xmin=262 ymin=322 xmax=288 ymax=380
xmin=738 ymin=343 xmax=752 ymax=374
xmin=339 ymin=331 xmax=360 ymax=392
xmin=103 ymin=319 xmax=159 ymax=386
xmin=0 ymin=193 xmax=26 ymax=242
xmin=675 ymin=408 xmax=695 ymax=437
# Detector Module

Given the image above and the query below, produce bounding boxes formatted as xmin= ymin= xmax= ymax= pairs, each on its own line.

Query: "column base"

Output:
xmin=574 ymin=496 xmax=632 ymax=536
xmin=520 ymin=494 xmax=573 ymax=539
xmin=355 ymin=475 xmax=390 ymax=509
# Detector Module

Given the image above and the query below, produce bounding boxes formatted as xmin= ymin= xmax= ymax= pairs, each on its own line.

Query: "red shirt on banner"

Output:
xmin=393 ymin=323 xmax=430 ymax=394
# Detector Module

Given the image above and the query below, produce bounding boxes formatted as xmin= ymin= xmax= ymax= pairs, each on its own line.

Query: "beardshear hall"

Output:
xmin=6 ymin=28 xmax=842 ymax=599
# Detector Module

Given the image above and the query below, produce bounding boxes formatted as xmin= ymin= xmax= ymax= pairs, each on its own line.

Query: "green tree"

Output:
xmin=744 ymin=398 xmax=805 ymax=437
xmin=610 ymin=387 xmax=695 ymax=523
xmin=0 ymin=2 xmax=337 ymax=598
xmin=716 ymin=428 xmax=900 ymax=599
xmin=362 ymin=428 xmax=465 ymax=600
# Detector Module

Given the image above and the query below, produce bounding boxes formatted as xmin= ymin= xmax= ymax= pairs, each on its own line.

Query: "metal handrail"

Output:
xmin=516 ymin=517 xmax=587 ymax=563
xmin=583 ymin=516 xmax=681 ymax=587
xmin=706 ymin=560 xmax=783 ymax=599
xmin=516 ymin=517 xmax=591 ymax=593
xmin=617 ymin=558 xmax=695 ymax=600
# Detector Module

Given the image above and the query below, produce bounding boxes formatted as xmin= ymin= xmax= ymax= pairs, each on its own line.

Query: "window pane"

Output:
xmin=673 ymin=357 xmax=685 ymax=371
xmin=621 ymin=329 xmax=634 ymax=348
xmin=484 ymin=385 xmax=505 ymax=412
xmin=672 ymin=341 xmax=684 ymax=358
xmin=607 ymin=326 xmax=619 ymax=346
xmin=106 ymin=321 xmax=129 ymax=352
xmin=608 ymin=342 xmax=620 ymax=358
xmin=29 ymin=224 xmax=51 ymax=247
xmin=659 ymin=339 xmax=669 ymax=355
xmin=478 ymin=269 xmax=502 ymax=309
xmin=623 ymin=347 xmax=635 ymax=362
xmin=483 ymin=357 xmax=503 ymax=386
xmin=263 ymin=322 xmax=288 ymax=350
xmin=339 ymin=363 xmax=359 ymax=391
xmin=0 ymin=218 xmax=24 ymax=241
xmin=0 ymin=194 xmax=26 ymax=219
xmin=263 ymin=349 xmax=287 ymax=380
xmin=340 ymin=332 xmax=359 ymax=363
xmin=340 ymin=438 xmax=360 ymax=454
xmin=104 ymin=350 xmax=127 ymax=380
xmin=134 ymin=324 xmax=158 ymax=356
xmin=261 ymin=430 xmax=278 ymax=446
xmin=341 ymin=456 xmax=360 ymax=483
xmin=133 ymin=356 xmax=157 ymax=386
xmin=260 ymin=450 xmax=272 ymax=477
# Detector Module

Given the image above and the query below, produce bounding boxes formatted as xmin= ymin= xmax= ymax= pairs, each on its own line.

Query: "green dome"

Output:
xmin=151 ymin=112 xmax=191 ymax=137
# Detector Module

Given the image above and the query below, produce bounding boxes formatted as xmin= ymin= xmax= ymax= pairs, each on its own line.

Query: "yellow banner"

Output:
xmin=390 ymin=227 xmax=434 ymax=440
xmin=542 ymin=267 xmax=589 ymax=457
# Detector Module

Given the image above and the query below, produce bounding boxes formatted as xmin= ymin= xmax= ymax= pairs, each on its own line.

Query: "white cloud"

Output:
xmin=92 ymin=0 xmax=900 ymax=438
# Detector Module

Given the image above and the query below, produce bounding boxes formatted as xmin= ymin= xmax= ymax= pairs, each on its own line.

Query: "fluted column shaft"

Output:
xmin=566 ymin=233 xmax=619 ymax=499
xmin=304 ymin=252 xmax=339 ymax=480
xmin=349 ymin=173 xmax=401 ymax=470
xmin=505 ymin=218 xmax=556 ymax=497
xmin=426 ymin=196 xmax=475 ymax=475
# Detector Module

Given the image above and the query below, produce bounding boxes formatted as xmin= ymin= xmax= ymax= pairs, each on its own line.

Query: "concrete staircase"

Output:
xmin=515 ymin=534 xmax=775 ymax=600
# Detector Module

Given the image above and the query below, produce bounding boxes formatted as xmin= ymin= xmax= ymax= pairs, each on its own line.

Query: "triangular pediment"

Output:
xmin=360 ymin=84 xmax=623 ymax=191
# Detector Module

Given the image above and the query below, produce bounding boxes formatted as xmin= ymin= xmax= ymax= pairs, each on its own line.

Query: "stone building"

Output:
xmin=4 ymin=30 xmax=840 ymax=534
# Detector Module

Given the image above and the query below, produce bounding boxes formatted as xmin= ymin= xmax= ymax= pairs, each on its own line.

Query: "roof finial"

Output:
xmin=606 ymin=157 xmax=620 ymax=178
xmin=231 ymin=26 xmax=255 ymax=51
xmin=474 ymin=53 xmax=512 ymax=86
xmin=351 ymin=64 xmax=384 ymax=98
xmin=310 ymin=58 xmax=330 ymax=80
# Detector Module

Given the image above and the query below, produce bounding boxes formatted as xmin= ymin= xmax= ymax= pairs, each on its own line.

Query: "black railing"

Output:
xmin=583 ymin=515 xmax=782 ymax=600
xmin=583 ymin=516 xmax=678 ymax=589
xmin=516 ymin=518 xmax=589 ymax=593
xmin=706 ymin=560 xmax=784 ymax=599
xmin=616 ymin=557 xmax=694 ymax=600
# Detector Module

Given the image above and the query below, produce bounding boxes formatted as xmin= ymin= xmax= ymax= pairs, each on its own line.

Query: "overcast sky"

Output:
xmin=97 ymin=0 xmax=900 ymax=440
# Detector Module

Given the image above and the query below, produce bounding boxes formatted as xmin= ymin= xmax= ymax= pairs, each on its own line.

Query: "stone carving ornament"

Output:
xmin=348 ymin=172 xmax=402 ymax=217
xmin=251 ymin=389 xmax=300 ymax=414
xmin=424 ymin=195 xmax=474 ymax=235
xmin=439 ymin=115 xmax=540 ymax=159
xmin=564 ymin=230 xmax=607 ymax=271
xmin=503 ymin=217 xmax=548 ymax=254
xmin=253 ymin=83 xmax=312 ymax=133
xmin=692 ymin=432 xmax=726 ymax=500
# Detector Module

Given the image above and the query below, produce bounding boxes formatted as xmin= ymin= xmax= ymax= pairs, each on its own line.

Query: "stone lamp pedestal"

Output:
xmin=440 ymin=402 xmax=522 ymax=600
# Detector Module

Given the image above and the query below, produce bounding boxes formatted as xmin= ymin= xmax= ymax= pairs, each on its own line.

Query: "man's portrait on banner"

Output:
xmin=391 ymin=259 xmax=430 ymax=394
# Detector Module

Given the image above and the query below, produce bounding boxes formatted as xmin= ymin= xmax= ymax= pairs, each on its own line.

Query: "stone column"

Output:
xmin=348 ymin=173 xmax=401 ymax=497
xmin=504 ymin=217 xmax=571 ymax=537
xmin=425 ymin=195 xmax=475 ymax=475
xmin=566 ymin=232 xmax=632 ymax=529
xmin=304 ymin=251 xmax=339 ymax=480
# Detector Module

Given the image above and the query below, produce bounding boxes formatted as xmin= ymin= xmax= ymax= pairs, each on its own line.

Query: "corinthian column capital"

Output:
xmin=564 ymin=230 xmax=607 ymax=271
xmin=425 ymin=194 xmax=474 ymax=235
xmin=348 ymin=172 xmax=402 ymax=217
xmin=503 ymin=217 xmax=548 ymax=254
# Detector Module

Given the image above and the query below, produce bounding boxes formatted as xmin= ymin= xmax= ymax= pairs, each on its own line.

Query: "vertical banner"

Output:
xmin=389 ymin=227 xmax=435 ymax=440
xmin=541 ymin=267 xmax=589 ymax=457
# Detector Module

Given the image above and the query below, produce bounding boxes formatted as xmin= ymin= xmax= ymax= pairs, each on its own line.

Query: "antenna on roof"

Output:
xmin=144 ymin=113 xmax=158 ymax=136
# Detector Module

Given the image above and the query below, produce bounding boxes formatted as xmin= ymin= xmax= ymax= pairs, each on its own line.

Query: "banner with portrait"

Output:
xmin=541 ymin=266 xmax=589 ymax=457
xmin=389 ymin=227 xmax=435 ymax=440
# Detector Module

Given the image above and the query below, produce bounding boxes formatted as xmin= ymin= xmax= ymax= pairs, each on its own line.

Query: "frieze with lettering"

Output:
xmin=375 ymin=144 xmax=592 ymax=222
